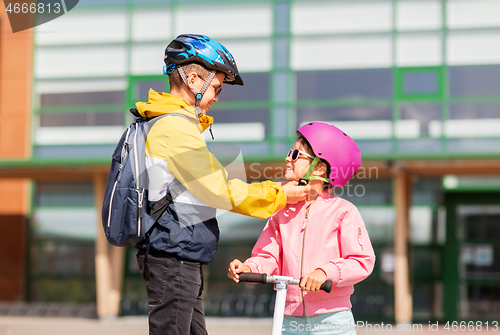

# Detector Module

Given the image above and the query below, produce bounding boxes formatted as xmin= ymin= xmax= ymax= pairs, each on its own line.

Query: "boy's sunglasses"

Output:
xmin=287 ymin=148 xmax=315 ymax=161
xmin=211 ymin=85 xmax=222 ymax=97
xmin=199 ymin=75 xmax=222 ymax=97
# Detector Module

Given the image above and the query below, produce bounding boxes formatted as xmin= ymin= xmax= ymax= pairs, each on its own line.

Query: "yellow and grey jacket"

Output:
xmin=135 ymin=89 xmax=286 ymax=262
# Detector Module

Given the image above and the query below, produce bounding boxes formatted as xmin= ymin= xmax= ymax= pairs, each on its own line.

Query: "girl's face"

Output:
xmin=285 ymin=140 xmax=314 ymax=182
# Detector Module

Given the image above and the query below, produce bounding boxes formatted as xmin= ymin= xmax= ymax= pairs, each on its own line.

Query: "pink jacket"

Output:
xmin=244 ymin=192 xmax=375 ymax=316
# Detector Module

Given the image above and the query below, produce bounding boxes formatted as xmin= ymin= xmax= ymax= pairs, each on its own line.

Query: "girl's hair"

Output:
xmin=297 ymin=134 xmax=332 ymax=190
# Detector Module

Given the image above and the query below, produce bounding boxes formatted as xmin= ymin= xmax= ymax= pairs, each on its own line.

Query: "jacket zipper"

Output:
xmin=300 ymin=203 xmax=312 ymax=316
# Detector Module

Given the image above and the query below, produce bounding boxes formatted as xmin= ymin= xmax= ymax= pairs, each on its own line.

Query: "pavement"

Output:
xmin=0 ymin=316 xmax=496 ymax=335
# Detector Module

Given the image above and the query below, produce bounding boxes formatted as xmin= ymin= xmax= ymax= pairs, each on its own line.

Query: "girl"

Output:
xmin=228 ymin=122 xmax=375 ymax=335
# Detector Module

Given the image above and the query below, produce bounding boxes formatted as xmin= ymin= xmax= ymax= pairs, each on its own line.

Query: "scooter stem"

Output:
xmin=272 ymin=281 xmax=288 ymax=335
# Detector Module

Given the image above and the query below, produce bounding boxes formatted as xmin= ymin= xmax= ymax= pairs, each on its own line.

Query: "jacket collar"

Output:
xmin=135 ymin=89 xmax=214 ymax=133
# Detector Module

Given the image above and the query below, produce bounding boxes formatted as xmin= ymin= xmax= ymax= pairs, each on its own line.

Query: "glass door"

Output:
xmin=458 ymin=205 xmax=500 ymax=318
xmin=444 ymin=192 xmax=500 ymax=321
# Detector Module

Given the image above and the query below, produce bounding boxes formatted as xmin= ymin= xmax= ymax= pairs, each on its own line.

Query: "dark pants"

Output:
xmin=137 ymin=250 xmax=207 ymax=335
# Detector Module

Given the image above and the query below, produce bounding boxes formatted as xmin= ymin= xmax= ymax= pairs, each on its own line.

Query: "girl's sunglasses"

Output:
xmin=287 ymin=148 xmax=315 ymax=161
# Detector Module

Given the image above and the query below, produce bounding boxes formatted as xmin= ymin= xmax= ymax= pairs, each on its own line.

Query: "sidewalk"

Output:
xmin=0 ymin=316 xmax=272 ymax=335
xmin=0 ymin=316 xmax=495 ymax=335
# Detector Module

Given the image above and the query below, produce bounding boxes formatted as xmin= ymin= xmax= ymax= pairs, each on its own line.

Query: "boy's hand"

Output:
xmin=228 ymin=259 xmax=251 ymax=283
xmin=300 ymin=269 xmax=327 ymax=292
xmin=280 ymin=181 xmax=311 ymax=204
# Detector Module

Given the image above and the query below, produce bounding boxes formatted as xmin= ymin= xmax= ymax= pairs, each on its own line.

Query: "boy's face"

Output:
xmin=191 ymin=72 xmax=225 ymax=114
xmin=285 ymin=140 xmax=314 ymax=182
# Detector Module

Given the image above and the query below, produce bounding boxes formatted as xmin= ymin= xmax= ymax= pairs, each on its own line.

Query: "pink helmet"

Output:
xmin=297 ymin=122 xmax=361 ymax=188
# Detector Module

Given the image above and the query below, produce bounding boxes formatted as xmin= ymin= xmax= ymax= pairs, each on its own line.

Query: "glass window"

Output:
xmin=461 ymin=285 xmax=500 ymax=318
xmin=41 ymin=91 xmax=124 ymax=106
xmin=428 ymin=103 xmax=500 ymax=140
xmin=448 ymin=139 xmax=500 ymax=153
xmin=413 ymin=178 xmax=442 ymax=205
xmin=223 ymin=39 xmax=272 ymax=72
xmin=35 ymin=45 xmax=127 ymax=78
xmin=345 ymin=178 xmax=393 ymax=206
xmin=396 ymin=33 xmax=442 ymax=67
xmin=447 ymin=0 xmax=500 ymax=29
xmin=398 ymin=139 xmax=443 ymax=154
xmin=29 ymin=240 xmax=96 ymax=303
xmin=209 ymin=108 xmax=268 ymax=132
xmin=34 ymin=145 xmax=117 ymax=159
xmin=403 ymin=72 xmax=438 ymax=94
xmin=297 ymin=69 xmax=393 ymax=100
xmin=33 ymin=208 xmax=96 ymax=240
xmin=135 ymin=81 xmax=165 ymax=101
xmin=217 ymin=73 xmax=269 ymax=101
xmin=40 ymin=111 xmax=124 ymax=127
xmin=36 ymin=126 xmax=124 ymax=145
xmin=447 ymin=30 xmax=500 ymax=66
xmin=292 ymin=1 xmax=392 ymax=35
xmin=35 ymin=10 xmax=127 ymax=45
xmin=396 ymin=0 xmax=441 ymax=31
xmin=35 ymin=182 xmax=94 ymax=207
xmin=78 ymin=0 xmax=126 ymax=6
xmin=449 ymin=65 xmax=500 ymax=96
xmin=450 ymin=102 xmax=500 ymax=120
xmin=131 ymin=42 xmax=166 ymax=75
xmin=133 ymin=0 xmax=170 ymax=3
xmin=131 ymin=8 xmax=172 ymax=41
xmin=176 ymin=5 xmax=272 ymax=38
xmin=291 ymin=35 xmax=392 ymax=70
xmin=297 ymin=105 xmax=392 ymax=140
xmin=32 ymin=243 xmax=95 ymax=276
xmin=400 ymin=103 xmax=441 ymax=136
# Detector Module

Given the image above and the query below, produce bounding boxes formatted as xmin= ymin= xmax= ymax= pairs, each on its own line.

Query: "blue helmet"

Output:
xmin=164 ymin=34 xmax=244 ymax=86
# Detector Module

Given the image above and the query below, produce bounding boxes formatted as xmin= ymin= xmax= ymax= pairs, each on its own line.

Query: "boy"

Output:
xmin=134 ymin=34 xmax=309 ymax=335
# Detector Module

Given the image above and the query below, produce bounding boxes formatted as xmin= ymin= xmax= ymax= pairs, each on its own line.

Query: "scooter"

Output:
xmin=238 ymin=272 xmax=332 ymax=335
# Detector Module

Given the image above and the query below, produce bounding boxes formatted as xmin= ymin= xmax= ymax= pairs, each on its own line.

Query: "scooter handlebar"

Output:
xmin=238 ymin=272 xmax=267 ymax=284
xmin=238 ymin=272 xmax=332 ymax=293
xmin=317 ymin=279 xmax=332 ymax=293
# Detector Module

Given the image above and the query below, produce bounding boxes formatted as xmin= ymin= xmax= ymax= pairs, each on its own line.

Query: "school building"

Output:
xmin=1 ymin=0 xmax=500 ymax=323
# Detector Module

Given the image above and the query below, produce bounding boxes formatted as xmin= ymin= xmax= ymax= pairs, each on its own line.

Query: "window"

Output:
xmin=297 ymin=69 xmax=393 ymax=100
xmin=403 ymin=72 xmax=439 ymax=94
xmin=217 ymin=73 xmax=269 ymax=101
xmin=396 ymin=67 xmax=443 ymax=99
xmin=449 ymin=65 xmax=500 ymax=97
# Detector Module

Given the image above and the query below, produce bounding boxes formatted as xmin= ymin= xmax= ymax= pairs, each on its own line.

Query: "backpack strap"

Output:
xmin=144 ymin=179 xmax=186 ymax=281
xmin=148 ymin=179 xmax=186 ymax=221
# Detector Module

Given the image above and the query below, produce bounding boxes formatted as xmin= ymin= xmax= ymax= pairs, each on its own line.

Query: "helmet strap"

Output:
xmin=299 ymin=157 xmax=330 ymax=185
xmin=177 ymin=67 xmax=216 ymax=117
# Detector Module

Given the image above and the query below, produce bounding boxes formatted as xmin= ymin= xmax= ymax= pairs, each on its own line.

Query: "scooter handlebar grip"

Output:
xmin=321 ymin=280 xmax=332 ymax=293
xmin=298 ymin=278 xmax=333 ymax=293
xmin=238 ymin=272 xmax=267 ymax=284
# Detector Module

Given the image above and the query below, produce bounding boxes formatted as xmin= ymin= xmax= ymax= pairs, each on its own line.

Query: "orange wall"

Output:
xmin=0 ymin=4 xmax=33 ymax=301
xmin=0 ymin=2 xmax=33 ymax=214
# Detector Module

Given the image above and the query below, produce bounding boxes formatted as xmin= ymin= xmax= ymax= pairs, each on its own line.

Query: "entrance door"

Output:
xmin=444 ymin=192 xmax=500 ymax=321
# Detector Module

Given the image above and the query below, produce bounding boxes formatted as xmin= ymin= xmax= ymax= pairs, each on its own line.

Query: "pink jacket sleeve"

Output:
xmin=319 ymin=206 xmax=376 ymax=287
xmin=243 ymin=215 xmax=282 ymax=276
